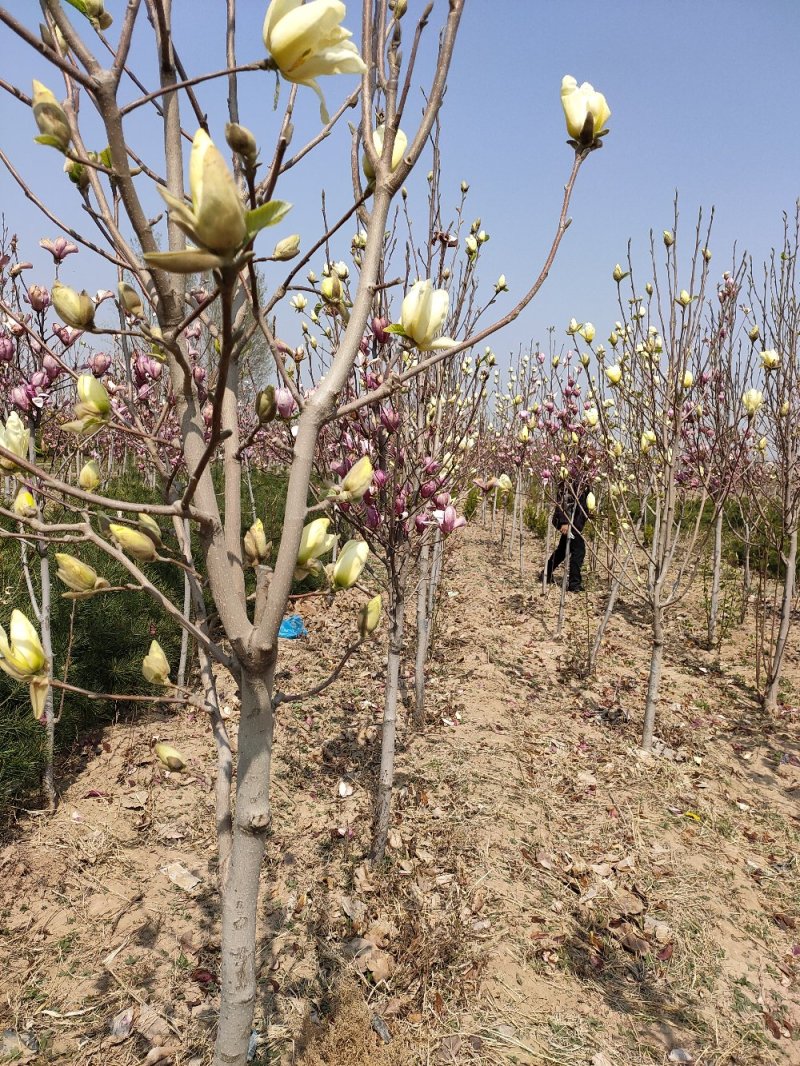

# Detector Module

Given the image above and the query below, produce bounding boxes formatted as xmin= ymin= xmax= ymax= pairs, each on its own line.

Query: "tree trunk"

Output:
xmin=707 ymin=509 xmax=723 ymax=648
xmin=215 ymin=668 xmax=274 ymax=1066
xmin=414 ymin=535 xmax=431 ymax=728
xmin=740 ymin=517 xmax=752 ymax=624
xmin=372 ymin=583 xmax=405 ymax=863
xmin=38 ymin=544 xmax=56 ymax=810
xmin=763 ymin=527 xmax=797 ymax=713
xmin=641 ymin=601 xmax=664 ymax=751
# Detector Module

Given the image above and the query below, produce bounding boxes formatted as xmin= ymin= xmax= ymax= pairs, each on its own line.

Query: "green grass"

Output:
xmin=0 ymin=463 xmax=292 ymax=809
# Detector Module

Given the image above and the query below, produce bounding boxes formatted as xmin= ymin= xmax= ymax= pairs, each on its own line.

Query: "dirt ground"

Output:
xmin=1 ymin=523 xmax=798 ymax=1065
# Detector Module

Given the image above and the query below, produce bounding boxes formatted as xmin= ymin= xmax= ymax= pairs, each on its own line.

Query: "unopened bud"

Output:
xmin=663 ymin=230 xmax=675 ymax=248
xmin=273 ymin=234 xmax=301 ymax=261
xmin=225 ymin=122 xmax=258 ymax=164
xmin=256 ymin=385 xmax=277 ymax=423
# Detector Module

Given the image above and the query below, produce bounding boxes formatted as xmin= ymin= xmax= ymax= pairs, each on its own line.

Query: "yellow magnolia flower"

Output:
xmin=55 ymin=553 xmax=109 ymax=596
xmin=263 ymin=0 xmax=367 ymax=121
xmin=363 ymin=123 xmax=408 ymax=180
xmin=154 ymin=741 xmax=185 ymax=770
xmin=358 ymin=594 xmax=382 ymax=639
xmin=332 ymin=539 xmax=368 ymax=589
xmin=109 ymin=523 xmax=159 ymax=562
xmin=682 ymin=371 xmax=694 ymax=389
xmin=0 ymin=609 xmax=46 ymax=681
xmin=400 ymin=279 xmax=455 ymax=351
xmin=138 ymin=512 xmax=163 ymax=547
xmin=297 ymin=517 xmax=335 ymax=567
xmin=742 ymin=389 xmax=764 ymax=417
xmin=153 ymin=130 xmax=247 ymax=260
xmin=31 ymin=80 xmax=71 ymax=152
xmin=339 ymin=455 xmax=373 ymax=501
xmin=496 ymin=473 xmax=513 ymax=495
xmin=760 ymin=349 xmax=780 ymax=370
xmin=143 ymin=640 xmax=171 ymax=686
xmin=606 ymin=364 xmax=622 ymax=385
xmin=584 ymin=408 xmax=599 ymax=428
xmin=586 ymin=491 xmax=597 ymax=513
xmin=78 ymin=459 xmax=102 ymax=491
xmin=244 ymin=518 xmax=271 ymax=566
xmin=560 ymin=75 xmax=610 ymax=145
xmin=118 ymin=282 xmax=144 ymax=318
xmin=0 ymin=412 xmax=30 ymax=470
xmin=13 ymin=489 xmax=37 ymax=519
xmin=52 ymin=281 xmax=96 ymax=329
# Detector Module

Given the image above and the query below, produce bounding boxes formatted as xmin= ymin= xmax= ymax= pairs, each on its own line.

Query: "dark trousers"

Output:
xmin=546 ymin=532 xmax=586 ymax=590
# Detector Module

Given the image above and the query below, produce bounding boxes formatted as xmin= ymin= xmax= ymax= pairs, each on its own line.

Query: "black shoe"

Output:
xmin=537 ymin=570 xmax=555 ymax=585
xmin=567 ymin=584 xmax=583 ymax=593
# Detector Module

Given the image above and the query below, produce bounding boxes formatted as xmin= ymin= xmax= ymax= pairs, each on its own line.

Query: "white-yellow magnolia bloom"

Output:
xmin=560 ymin=75 xmax=611 ymax=143
xmin=578 ymin=322 xmax=596 ymax=343
xmin=13 ymin=489 xmax=37 ymax=518
xmin=297 ymin=517 xmax=336 ymax=568
xmin=496 ymin=473 xmax=513 ymax=495
xmin=0 ymin=412 xmax=30 ymax=470
xmin=400 ymin=279 xmax=454 ymax=351
xmin=682 ymin=370 xmax=694 ymax=389
xmin=584 ymin=408 xmax=599 ymax=428
xmin=143 ymin=640 xmax=171 ymax=686
xmin=742 ymin=389 xmax=764 ymax=417
xmin=263 ymin=0 xmax=367 ymax=122
xmin=332 ymin=539 xmax=368 ymax=589
xmin=244 ymin=518 xmax=271 ymax=566
xmin=640 ymin=429 xmax=657 ymax=453
xmin=78 ymin=459 xmax=102 ymax=491
xmin=0 ymin=610 xmax=46 ymax=682
xmin=52 ymin=281 xmax=96 ymax=329
xmin=154 ymin=130 xmax=247 ymax=258
xmin=154 ymin=741 xmax=185 ymax=770
xmin=363 ymin=123 xmax=408 ymax=180
xmin=760 ymin=349 xmax=780 ymax=370
xmin=586 ymin=491 xmax=597 ymax=513
xmin=606 ymin=364 xmax=622 ymax=385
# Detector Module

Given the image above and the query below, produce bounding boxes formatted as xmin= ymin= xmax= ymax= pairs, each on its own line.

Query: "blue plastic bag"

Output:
xmin=278 ymin=614 xmax=307 ymax=639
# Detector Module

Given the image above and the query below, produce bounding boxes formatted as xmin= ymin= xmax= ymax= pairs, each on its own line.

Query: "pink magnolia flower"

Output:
xmin=87 ymin=352 xmax=112 ymax=377
xmin=42 ymin=354 xmax=62 ymax=381
xmin=0 ymin=335 xmax=14 ymax=362
xmin=432 ymin=505 xmax=466 ymax=535
xmin=40 ymin=237 xmax=79 ymax=264
xmin=27 ymin=285 xmax=50 ymax=312
xmin=274 ymin=386 xmax=297 ymax=419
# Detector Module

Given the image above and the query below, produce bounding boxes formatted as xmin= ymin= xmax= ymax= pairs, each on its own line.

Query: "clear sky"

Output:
xmin=1 ymin=0 xmax=798 ymax=363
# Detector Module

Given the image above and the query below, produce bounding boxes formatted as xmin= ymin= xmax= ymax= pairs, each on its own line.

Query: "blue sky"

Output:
xmin=1 ymin=0 xmax=798 ymax=362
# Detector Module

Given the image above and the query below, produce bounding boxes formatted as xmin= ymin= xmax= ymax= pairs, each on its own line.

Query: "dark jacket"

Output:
xmin=552 ymin=479 xmax=591 ymax=534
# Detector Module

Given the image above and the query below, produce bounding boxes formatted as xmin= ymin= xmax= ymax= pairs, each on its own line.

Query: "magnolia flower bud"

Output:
xmin=244 ymin=518 xmax=271 ymax=566
xmin=273 ymin=234 xmax=301 ymax=261
xmin=78 ymin=459 xmax=101 ymax=491
xmin=256 ymin=386 xmax=277 ymax=423
xmin=32 ymin=80 xmax=71 ymax=152
xmin=645 ymin=282 xmax=653 ymax=296
xmin=339 ymin=455 xmax=373 ymax=502
xmin=154 ymin=741 xmax=185 ymax=770
xmin=225 ymin=122 xmax=258 ymax=164
xmin=566 ymin=317 xmax=579 ymax=335
xmin=138 ymin=513 xmax=163 ymax=547
xmin=55 ymin=552 xmax=108 ymax=595
xmin=682 ymin=370 xmax=694 ymax=389
xmin=118 ymin=282 xmax=144 ymax=318
xmin=612 ymin=264 xmax=626 ymax=282
xmin=747 ymin=325 xmax=760 ymax=342
xmin=84 ymin=0 xmax=113 ymax=29
xmin=358 ymin=594 xmax=382 ymax=639
xmin=760 ymin=349 xmax=780 ymax=370
xmin=586 ymin=491 xmax=596 ymax=513
xmin=781 ymin=400 xmax=790 ymax=416
xmin=110 ymin=523 xmax=158 ymax=562
xmin=52 ymin=281 xmax=95 ymax=329
xmin=143 ymin=641 xmax=170 ymax=685
xmin=742 ymin=389 xmax=764 ymax=417
xmin=758 ymin=436 xmax=767 ymax=452
xmin=297 ymin=517 xmax=334 ymax=568
xmin=321 ymin=275 xmax=342 ymax=304
xmin=640 ymin=429 xmax=657 ymax=453
xmin=518 ymin=425 xmax=530 ymax=444
xmin=584 ymin=408 xmax=599 ymax=428
xmin=580 ymin=352 xmax=590 ymax=367
xmin=702 ymin=247 xmax=712 ymax=262
xmin=13 ymin=488 xmax=37 ymax=519
xmin=663 ymin=230 xmax=675 ymax=247
xmin=465 ymin=234 xmax=478 ymax=255
xmin=494 ymin=275 xmax=508 ymax=294
xmin=578 ymin=322 xmax=595 ymax=343
xmin=677 ymin=289 xmax=692 ymax=308
xmin=362 ymin=124 xmax=408 ymax=180
xmin=332 ymin=540 xmax=368 ymax=589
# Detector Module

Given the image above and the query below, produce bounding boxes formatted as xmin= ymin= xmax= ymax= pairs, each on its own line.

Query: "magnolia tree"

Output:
xmin=0 ymin=2 xmax=613 ymax=1060
xmin=745 ymin=214 xmax=800 ymax=712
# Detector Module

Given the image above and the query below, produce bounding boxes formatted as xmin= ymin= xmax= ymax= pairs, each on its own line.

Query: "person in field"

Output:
xmin=539 ymin=474 xmax=592 ymax=592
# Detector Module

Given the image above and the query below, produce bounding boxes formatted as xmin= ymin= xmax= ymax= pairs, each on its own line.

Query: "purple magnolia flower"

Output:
xmin=52 ymin=324 xmax=82 ymax=347
xmin=87 ymin=352 xmax=112 ymax=377
xmin=380 ymin=405 xmax=400 ymax=433
xmin=40 ymin=237 xmax=79 ymax=264
xmin=10 ymin=385 xmax=31 ymax=411
xmin=42 ymin=354 xmax=62 ymax=381
xmin=432 ymin=505 xmax=466 ymax=535
xmin=0 ymin=334 xmax=14 ymax=362
xmin=27 ymin=285 xmax=51 ymax=312
xmin=274 ymin=387 xmax=297 ymax=419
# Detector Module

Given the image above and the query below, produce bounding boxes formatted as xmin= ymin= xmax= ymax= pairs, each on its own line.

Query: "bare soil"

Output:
xmin=1 ymin=524 xmax=798 ymax=1065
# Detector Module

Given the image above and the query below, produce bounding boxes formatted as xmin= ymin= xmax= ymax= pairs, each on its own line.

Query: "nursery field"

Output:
xmin=1 ymin=524 xmax=797 ymax=1066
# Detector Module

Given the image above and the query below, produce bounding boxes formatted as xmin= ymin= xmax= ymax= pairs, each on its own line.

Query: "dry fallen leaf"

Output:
xmin=337 ymin=778 xmax=355 ymax=798
xmin=161 ymin=861 xmax=201 ymax=893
